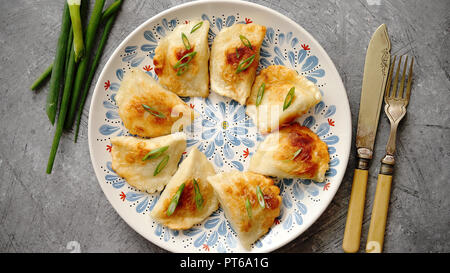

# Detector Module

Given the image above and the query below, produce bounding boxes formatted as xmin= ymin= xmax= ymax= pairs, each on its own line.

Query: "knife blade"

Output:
xmin=356 ymin=24 xmax=391 ymax=164
xmin=343 ymin=24 xmax=391 ymax=253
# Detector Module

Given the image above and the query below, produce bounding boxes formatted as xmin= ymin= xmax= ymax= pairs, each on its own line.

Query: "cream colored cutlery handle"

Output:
xmin=343 ymin=169 xmax=369 ymax=253
xmin=366 ymin=174 xmax=393 ymax=253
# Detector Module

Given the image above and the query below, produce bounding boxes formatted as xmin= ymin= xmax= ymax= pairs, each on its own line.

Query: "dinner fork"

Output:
xmin=365 ymin=55 xmax=414 ymax=253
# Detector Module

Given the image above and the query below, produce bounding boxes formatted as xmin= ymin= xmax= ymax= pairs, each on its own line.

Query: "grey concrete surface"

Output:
xmin=0 ymin=0 xmax=449 ymax=253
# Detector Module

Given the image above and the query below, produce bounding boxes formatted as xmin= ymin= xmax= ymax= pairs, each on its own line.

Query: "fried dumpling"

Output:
xmin=248 ymin=123 xmax=329 ymax=182
xmin=210 ymin=23 xmax=266 ymax=105
xmin=110 ymin=133 xmax=186 ymax=193
xmin=246 ymin=65 xmax=322 ymax=134
xmin=150 ymin=148 xmax=219 ymax=230
xmin=207 ymin=171 xmax=281 ymax=249
xmin=153 ymin=20 xmax=210 ymax=97
xmin=115 ymin=69 xmax=194 ymax=138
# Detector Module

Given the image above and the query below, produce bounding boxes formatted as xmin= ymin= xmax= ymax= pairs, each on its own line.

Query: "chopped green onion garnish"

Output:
xmin=181 ymin=32 xmax=191 ymax=50
xmin=291 ymin=147 xmax=303 ymax=160
xmin=190 ymin=21 xmax=203 ymax=33
xmin=256 ymin=82 xmax=265 ymax=106
xmin=283 ymin=87 xmax=295 ymax=111
xmin=245 ymin=197 xmax=252 ymax=218
xmin=173 ymin=51 xmax=197 ymax=69
xmin=154 ymin=154 xmax=170 ymax=176
xmin=142 ymin=104 xmax=166 ymax=118
xmin=166 ymin=183 xmax=185 ymax=216
xmin=176 ymin=63 xmax=189 ymax=76
xmin=193 ymin=178 xmax=204 ymax=209
xmin=239 ymin=35 xmax=252 ymax=50
xmin=256 ymin=186 xmax=265 ymax=209
xmin=236 ymin=47 xmax=240 ymax=58
xmin=174 ymin=51 xmax=197 ymax=76
xmin=142 ymin=145 xmax=169 ymax=161
xmin=236 ymin=54 xmax=255 ymax=74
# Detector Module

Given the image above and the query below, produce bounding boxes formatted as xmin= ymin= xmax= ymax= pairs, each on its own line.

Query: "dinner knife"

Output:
xmin=342 ymin=24 xmax=391 ymax=253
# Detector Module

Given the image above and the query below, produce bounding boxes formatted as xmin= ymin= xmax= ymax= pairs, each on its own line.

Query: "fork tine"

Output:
xmin=398 ymin=56 xmax=408 ymax=98
xmin=385 ymin=55 xmax=396 ymax=99
xmin=405 ymin=56 xmax=414 ymax=104
xmin=391 ymin=55 xmax=402 ymax=97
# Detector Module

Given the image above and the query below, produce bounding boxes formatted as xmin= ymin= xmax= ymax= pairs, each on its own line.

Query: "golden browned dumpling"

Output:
xmin=110 ymin=133 xmax=186 ymax=193
xmin=246 ymin=65 xmax=322 ymax=134
xmin=115 ymin=69 xmax=194 ymax=138
xmin=207 ymin=171 xmax=281 ymax=249
xmin=153 ymin=20 xmax=210 ymax=97
xmin=150 ymin=148 xmax=219 ymax=230
xmin=210 ymin=23 xmax=266 ymax=105
xmin=248 ymin=123 xmax=329 ymax=182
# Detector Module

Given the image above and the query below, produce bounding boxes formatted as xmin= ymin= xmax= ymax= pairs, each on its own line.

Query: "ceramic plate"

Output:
xmin=88 ymin=0 xmax=351 ymax=253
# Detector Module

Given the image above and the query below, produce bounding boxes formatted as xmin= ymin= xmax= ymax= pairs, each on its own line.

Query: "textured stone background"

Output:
xmin=0 ymin=0 xmax=449 ymax=253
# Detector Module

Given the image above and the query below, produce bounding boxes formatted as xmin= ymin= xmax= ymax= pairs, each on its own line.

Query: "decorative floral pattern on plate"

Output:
xmin=89 ymin=1 xmax=351 ymax=253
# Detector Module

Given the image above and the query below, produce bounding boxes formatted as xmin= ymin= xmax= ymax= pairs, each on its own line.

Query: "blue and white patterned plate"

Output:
xmin=88 ymin=0 xmax=351 ymax=253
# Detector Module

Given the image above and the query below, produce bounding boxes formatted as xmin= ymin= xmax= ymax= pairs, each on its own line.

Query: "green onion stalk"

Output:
xmin=73 ymin=0 xmax=123 ymax=142
xmin=46 ymin=2 xmax=71 ymax=124
xmin=65 ymin=28 xmax=74 ymax=72
xmin=30 ymin=63 xmax=53 ymax=91
xmin=65 ymin=0 xmax=105 ymax=129
xmin=30 ymin=0 xmax=123 ymax=90
xmin=68 ymin=0 xmax=85 ymax=62
xmin=46 ymin=39 xmax=78 ymax=174
xmin=30 ymin=27 xmax=72 ymax=91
